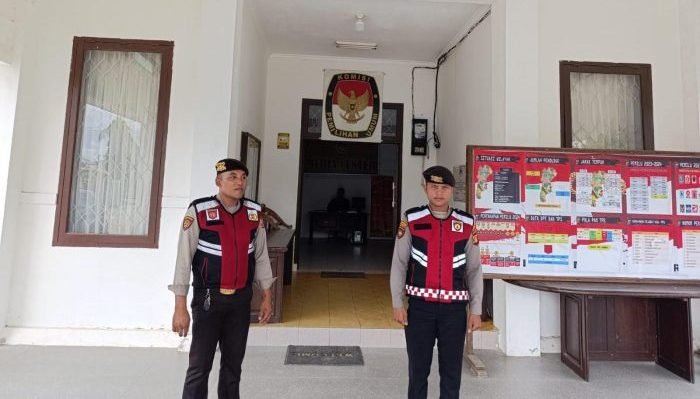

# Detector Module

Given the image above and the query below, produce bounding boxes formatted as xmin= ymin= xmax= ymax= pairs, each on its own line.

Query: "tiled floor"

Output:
xmin=297 ymin=238 xmax=394 ymax=273
xmin=2 ymin=345 xmax=698 ymax=399
xmin=270 ymin=238 xmax=497 ymax=349
xmin=277 ymin=272 xmax=398 ymax=329
xmin=274 ymin=271 xmax=496 ymax=332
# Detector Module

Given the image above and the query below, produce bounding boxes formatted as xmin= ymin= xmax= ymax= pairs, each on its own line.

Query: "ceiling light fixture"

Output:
xmin=335 ymin=40 xmax=377 ymax=50
xmin=354 ymin=13 xmax=365 ymax=32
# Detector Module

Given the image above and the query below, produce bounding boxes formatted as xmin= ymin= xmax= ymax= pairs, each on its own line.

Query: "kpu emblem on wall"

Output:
xmin=322 ymin=70 xmax=384 ymax=142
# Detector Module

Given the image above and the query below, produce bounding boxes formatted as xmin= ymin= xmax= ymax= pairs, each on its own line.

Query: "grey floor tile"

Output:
xmin=0 ymin=345 xmax=698 ymax=398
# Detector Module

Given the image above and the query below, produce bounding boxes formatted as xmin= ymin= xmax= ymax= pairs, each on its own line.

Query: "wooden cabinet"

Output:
xmin=509 ymin=280 xmax=699 ymax=382
xmin=250 ymin=229 xmax=294 ymax=324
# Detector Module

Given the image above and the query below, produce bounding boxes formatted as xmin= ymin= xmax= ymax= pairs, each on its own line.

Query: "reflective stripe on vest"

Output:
xmin=405 ymin=285 xmax=470 ymax=301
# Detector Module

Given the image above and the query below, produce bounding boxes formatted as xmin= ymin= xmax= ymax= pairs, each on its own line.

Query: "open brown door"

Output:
xmin=656 ymin=298 xmax=695 ymax=382
xmin=370 ymin=175 xmax=395 ymax=238
xmin=560 ymin=293 xmax=590 ymax=380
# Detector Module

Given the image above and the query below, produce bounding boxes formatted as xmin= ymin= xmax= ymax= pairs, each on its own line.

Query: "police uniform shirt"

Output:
xmin=390 ymin=207 xmax=483 ymax=315
xmin=168 ymin=195 xmax=275 ymax=296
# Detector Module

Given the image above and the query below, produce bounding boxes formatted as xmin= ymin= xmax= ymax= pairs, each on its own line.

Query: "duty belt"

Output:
xmin=405 ymin=285 xmax=470 ymax=301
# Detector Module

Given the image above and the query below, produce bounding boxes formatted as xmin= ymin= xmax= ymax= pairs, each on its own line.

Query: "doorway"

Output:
xmin=293 ymin=99 xmax=403 ymax=273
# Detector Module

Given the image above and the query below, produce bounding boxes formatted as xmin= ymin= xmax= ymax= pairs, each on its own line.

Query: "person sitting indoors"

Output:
xmin=327 ymin=187 xmax=350 ymax=213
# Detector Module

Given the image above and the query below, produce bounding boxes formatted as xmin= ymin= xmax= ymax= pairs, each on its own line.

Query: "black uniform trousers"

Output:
xmin=405 ymin=297 xmax=468 ymax=399
xmin=182 ymin=287 xmax=253 ymax=399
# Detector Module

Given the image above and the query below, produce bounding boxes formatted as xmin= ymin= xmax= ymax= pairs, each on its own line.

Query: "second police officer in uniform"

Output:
xmin=390 ymin=165 xmax=483 ymax=399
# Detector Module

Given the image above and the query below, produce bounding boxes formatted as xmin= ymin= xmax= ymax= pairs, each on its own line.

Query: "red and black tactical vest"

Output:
xmin=190 ymin=196 xmax=261 ymax=291
xmin=405 ymin=206 xmax=474 ymax=303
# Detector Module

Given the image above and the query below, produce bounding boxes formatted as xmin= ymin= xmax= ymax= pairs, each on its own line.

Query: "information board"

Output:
xmin=467 ymin=146 xmax=700 ymax=281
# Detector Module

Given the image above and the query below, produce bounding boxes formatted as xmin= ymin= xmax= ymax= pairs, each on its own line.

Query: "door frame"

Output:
xmin=293 ymin=98 xmax=403 ymax=264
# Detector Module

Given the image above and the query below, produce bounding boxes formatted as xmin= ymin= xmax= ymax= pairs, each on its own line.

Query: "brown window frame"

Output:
xmin=560 ymin=61 xmax=654 ymax=150
xmin=53 ymin=37 xmax=174 ymax=248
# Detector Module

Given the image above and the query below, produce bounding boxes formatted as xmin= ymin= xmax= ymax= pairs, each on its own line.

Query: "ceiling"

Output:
xmin=251 ymin=0 xmax=490 ymax=62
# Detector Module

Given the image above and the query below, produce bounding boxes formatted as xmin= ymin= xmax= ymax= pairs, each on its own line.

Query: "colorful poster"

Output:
xmin=674 ymin=160 xmax=700 ymax=217
xmin=574 ymin=216 xmax=626 ymax=274
xmin=523 ymin=154 xmax=572 ymax=215
xmin=475 ymin=213 xmax=522 ymax=270
xmin=678 ymin=219 xmax=700 ymax=276
xmin=472 ymin=150 xmax=522 ymax=214
xmin=523 ymin=215 xmax=574 ymax=270
xmin=624 ymin=158 xmax=673 ymax=215
xmin=627 ymin=217 xmax=674 ymax=275
xmin=573 ymin=156 xmax=623 ymax=214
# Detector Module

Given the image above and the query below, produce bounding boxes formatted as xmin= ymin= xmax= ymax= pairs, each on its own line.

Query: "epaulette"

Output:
xmin=242 ymin=198 xmax=262 ymax=212
xmin=191 ymin=196 xmax=219 ymax=213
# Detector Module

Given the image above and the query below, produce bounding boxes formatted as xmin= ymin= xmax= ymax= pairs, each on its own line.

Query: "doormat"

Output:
xmin=320 ymin=271 xmax=366 ymax=279
xmin=284 ymin=345 xmax=364 ymax=366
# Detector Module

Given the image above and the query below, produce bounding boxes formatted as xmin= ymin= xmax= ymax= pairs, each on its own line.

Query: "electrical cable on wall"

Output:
xmin=411 ymin=9 xmax=491 ymax=156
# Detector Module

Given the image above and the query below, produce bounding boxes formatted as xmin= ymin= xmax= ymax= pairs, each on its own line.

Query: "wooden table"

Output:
xmin=250 ymin=228 xmax=294 ymax=323
xmin=506 ymin=279 xmax=700 ymax=382
xmin=308 ymin=210 xmax=367 ymax=243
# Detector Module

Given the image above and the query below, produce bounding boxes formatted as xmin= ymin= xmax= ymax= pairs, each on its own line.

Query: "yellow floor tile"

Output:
xmin=279 ymin=272 xmax=402 ymax=329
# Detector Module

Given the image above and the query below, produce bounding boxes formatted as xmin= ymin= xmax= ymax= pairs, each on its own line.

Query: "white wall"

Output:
xmin=537 ymin=0 xmax=698 ymax=352
xmin=435 ymin=15 xmax=492 ymax=211
xmin=188 ymin=0 xmax=238 ymax=199
xmin=259 ymin=55 xmax=436 ymax=228
xmin=1 ymin=0 xmax=226 ymax=336
xmin=228 ymin=0 xmax=269 ymax=160
xmin=0 ymin=0 xmax=26 ymax=337
xmin=442 ymin=0 xmax=700 ymax=354
xmin=538 ymin=0 xmax=687 ymax=148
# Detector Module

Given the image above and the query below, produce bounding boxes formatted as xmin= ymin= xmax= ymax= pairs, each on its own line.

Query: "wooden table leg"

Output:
xmin=464 ymin=307 xmax=488 ymax=377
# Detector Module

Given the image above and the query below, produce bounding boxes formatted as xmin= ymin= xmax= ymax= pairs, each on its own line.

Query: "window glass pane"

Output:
xmin=570 ymin=72 xmax=643 ymax=150
xmin=308 ymin=104 xmax=322 ymax=135
xmin=69 ymin=50 xmax=162 ymax=235
xmin=245 ymin=138 xmax=260 ymax=200
xmin=382 ymin=108 xmax=397 ymax=138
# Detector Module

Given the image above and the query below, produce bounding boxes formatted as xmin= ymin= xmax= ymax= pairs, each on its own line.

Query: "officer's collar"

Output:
xmin=427 ymin=205 xmax=452 ymax=220
xmin=215 ymin=194 xmax=242 ymax=214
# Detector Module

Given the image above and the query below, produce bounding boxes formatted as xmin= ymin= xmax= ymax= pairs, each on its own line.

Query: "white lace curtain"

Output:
xmin=69 ymin=50 xmax=162 ymax=235
xmin=570 ymin=72 xmax=643 ymax=150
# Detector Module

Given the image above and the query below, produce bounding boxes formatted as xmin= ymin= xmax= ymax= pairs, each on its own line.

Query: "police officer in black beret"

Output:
xmin=169 ymin=158 xmax=274 ymax=399
xmin=390 ymin=165 xmax=483 ymax=399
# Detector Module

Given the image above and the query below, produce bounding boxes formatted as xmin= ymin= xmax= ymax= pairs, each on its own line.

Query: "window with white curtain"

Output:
xmin=54 ymin=37 xmax=173 ymax=247
xmin=560 ymin=62 xmax=654 ymax=151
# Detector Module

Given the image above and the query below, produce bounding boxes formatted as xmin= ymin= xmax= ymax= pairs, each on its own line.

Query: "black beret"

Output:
xmin=422 ymin=166 xmax=455 ymax=187
xmin=215 ymin=158 xmax=248 ymax=175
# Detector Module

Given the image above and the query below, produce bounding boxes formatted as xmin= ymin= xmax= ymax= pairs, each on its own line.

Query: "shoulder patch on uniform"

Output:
xmin=182 ymin=216 xmax=194 ymax=231
xmin=397 ymin=219 xmax=408 ymax=238
xmin=451 ymin=220 xmax=463 ymax=232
